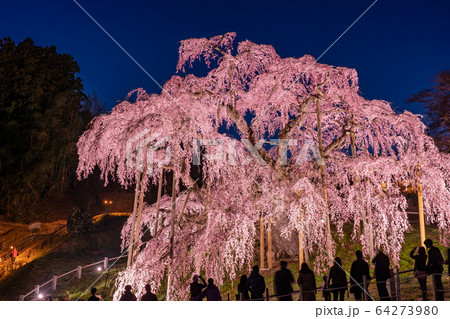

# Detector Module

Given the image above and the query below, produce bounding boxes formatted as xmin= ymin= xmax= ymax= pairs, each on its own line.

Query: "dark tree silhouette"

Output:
xmin=0 ymin=37 xmax=94 ymax=220
xmin=408 ymin=70 xmax=450 ymax=152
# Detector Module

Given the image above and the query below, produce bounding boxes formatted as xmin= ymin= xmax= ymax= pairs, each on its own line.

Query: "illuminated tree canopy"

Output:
xmin=77 ymin=33 xmax=450 ymax=300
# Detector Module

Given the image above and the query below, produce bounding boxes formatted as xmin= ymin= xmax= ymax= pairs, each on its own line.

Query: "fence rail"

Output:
xmin=19 ymin=255 xmax=127 ymax=300
xmin=19 ymin=263 xmax=449 ymax=301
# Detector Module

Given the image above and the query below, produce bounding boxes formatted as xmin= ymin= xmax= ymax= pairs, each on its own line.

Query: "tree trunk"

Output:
xmin=316 ymin=99 xmax=333 ymax=262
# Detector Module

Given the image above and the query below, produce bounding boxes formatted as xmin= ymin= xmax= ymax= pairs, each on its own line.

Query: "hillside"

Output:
xmin=0 ymin=217 xmax=448 ymax=301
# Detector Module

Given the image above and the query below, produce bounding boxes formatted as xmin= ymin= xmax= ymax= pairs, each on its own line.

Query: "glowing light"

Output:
xmin=109 ymin=201 xmax=112 ymax=204
xmin=38 ymin=294 xmax=43 ymax=299
xmin=97 ymin=267 xmax=102 ymax=271
xmin=104 ymin=200 xmax=108 ymax=204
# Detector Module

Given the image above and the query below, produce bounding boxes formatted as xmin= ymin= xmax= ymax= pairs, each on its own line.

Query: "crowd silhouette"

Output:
xmin=83 ymin=238 xmax=448 ymax=301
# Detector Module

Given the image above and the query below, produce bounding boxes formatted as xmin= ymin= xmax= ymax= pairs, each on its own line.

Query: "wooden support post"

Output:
xmin=240 ymin=292 xmax=244 ymax=301
xmin=166 ymin=271 xmax=172 ymax=301
xmin=153 ymin=168 xmax=164 ymax=235
xmin=417 ymin=166 xmax=426 ymax=247
xmin=298 ymin=202 xmax=304 ymax=269
xmin=19 ymin=295 xmax=24 ymax=301
xmin=260 ymin=216 xmax=265 ymax=268
xmin=179 ymin=189 xmax=192 ymax=279
xmin=363 ymin=275 xmax=368 ymax=301
xmin=298 ymin=231 xmax=304 ymax=270
xmin=395 ymin=267 xmax=401 ymax=301
xmin=35 ymin=285 xmax=40 ymax=295
xmin=265 ymin=288 xmax=269 ymax=301
xmin=227 ymin=293 xmax=230 ymax=301
xmin=167 ymin=165 xmax=177 ymax=301
xmin=316 ymin=99 xmax=332 ymax=262
xmin=267 ymin=219 xmax=273 ymax=269
xmin=77 ymin=266 xmax=82 ymax=279
xmin=169 ymin=170 xmax=176 ymax=258
xmin=133 ymin=169 xmax=147 ymax=261
xmin=127 ymin=171 xmax=142 ymax=268
xmin=103 ymin=257 xmax=108 ymax=270
xmin=52 ymin=276 xmax=57 ymax=291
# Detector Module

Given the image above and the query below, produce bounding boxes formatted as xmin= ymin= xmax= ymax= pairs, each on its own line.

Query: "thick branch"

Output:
xmin=323 ymin=128 xmax=350 ymax=157
xmin=278 ymin=95 xmax=315 ymax=139
xmin=225 ymin=103 xmax=276 ymax=169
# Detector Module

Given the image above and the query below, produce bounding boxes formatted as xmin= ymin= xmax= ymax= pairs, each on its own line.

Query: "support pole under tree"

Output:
xmin=267 ymin=219 xmax=273 ymax=269
xmin=297 ymin=190 xmax=304 ymax=269
xmin=260 ymin=216 xmax=265 ymax=268
xmin=316 ymin=99 xmax=333 ymax=262
xmin=153 ymin=168 xmax=164 ymax=236
xmin=169 ymin=170 xmax=177 ymax=258
xmin=417 ymin=165 xmax=426 ymax=247
xmin=179 ymin=188 xmax=192 ymax=279
xmin=133 ymin=168 xmax=147 ymax=261
xmin=298 ymin=206 xmax=304 ymax=270
xmin=127 ymin=171 xmax=142 ymax=268
xmin=167 ymin=167 xmax=177 ymax=301
xmin=77 ymin=266 xmax=82 ymax=279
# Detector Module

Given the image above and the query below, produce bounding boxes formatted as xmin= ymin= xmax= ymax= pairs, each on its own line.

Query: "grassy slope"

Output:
xmin=0 ymin=215 xmax=127 ymax=300
xmin=219 ymin=223 xmax=449 ymax=301
xmin=0 ymin=217 xmax=447 ymax=301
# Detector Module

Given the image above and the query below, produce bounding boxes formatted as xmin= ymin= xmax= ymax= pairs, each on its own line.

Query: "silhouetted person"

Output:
xmin=247 ymin=265 xmax=266 ymax=300
xmin=424 ymin=239 xmax=444 ymax=301
xmin=274 ymin=260 xmax=294 ymax=301
xmin=410 ymin=246 xmax=428 ymax=300
xmin=237 ymin=275 xmax=250 ymax=300
xmin=297 ymin=262 xmax=316 ymax=301
xmin=328 ymin=257 xmax=347 ymax=301
xmin=88 ymin=287 xmax=102 ymax=301
xmin=350 ymin=250 xmax=370 ymax=301
xmin=10 ymin=246 xmax=18 ymax=269
xmin=195 ymin=278 xmax=222 ymax=301
xmin=190 ymin=275 xmax=207 ymax=300
xmin=141 ymin=284 xmax=158 ymax=301
xmin=322 ymin=275 xmax=331 ymax=301
xmin=120 ymin=285 xmax=137 ymax=301
xmin=372 ymin=249 xmax=391 ymax=301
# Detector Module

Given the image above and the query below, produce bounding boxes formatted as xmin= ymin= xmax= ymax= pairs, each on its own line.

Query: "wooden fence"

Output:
xmin=19 ymin=255 xmax=127 ymax=300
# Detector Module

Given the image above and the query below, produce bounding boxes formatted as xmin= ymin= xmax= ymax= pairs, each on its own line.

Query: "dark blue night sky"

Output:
xmin=2 ymin=0 xmax=449 ymax=114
